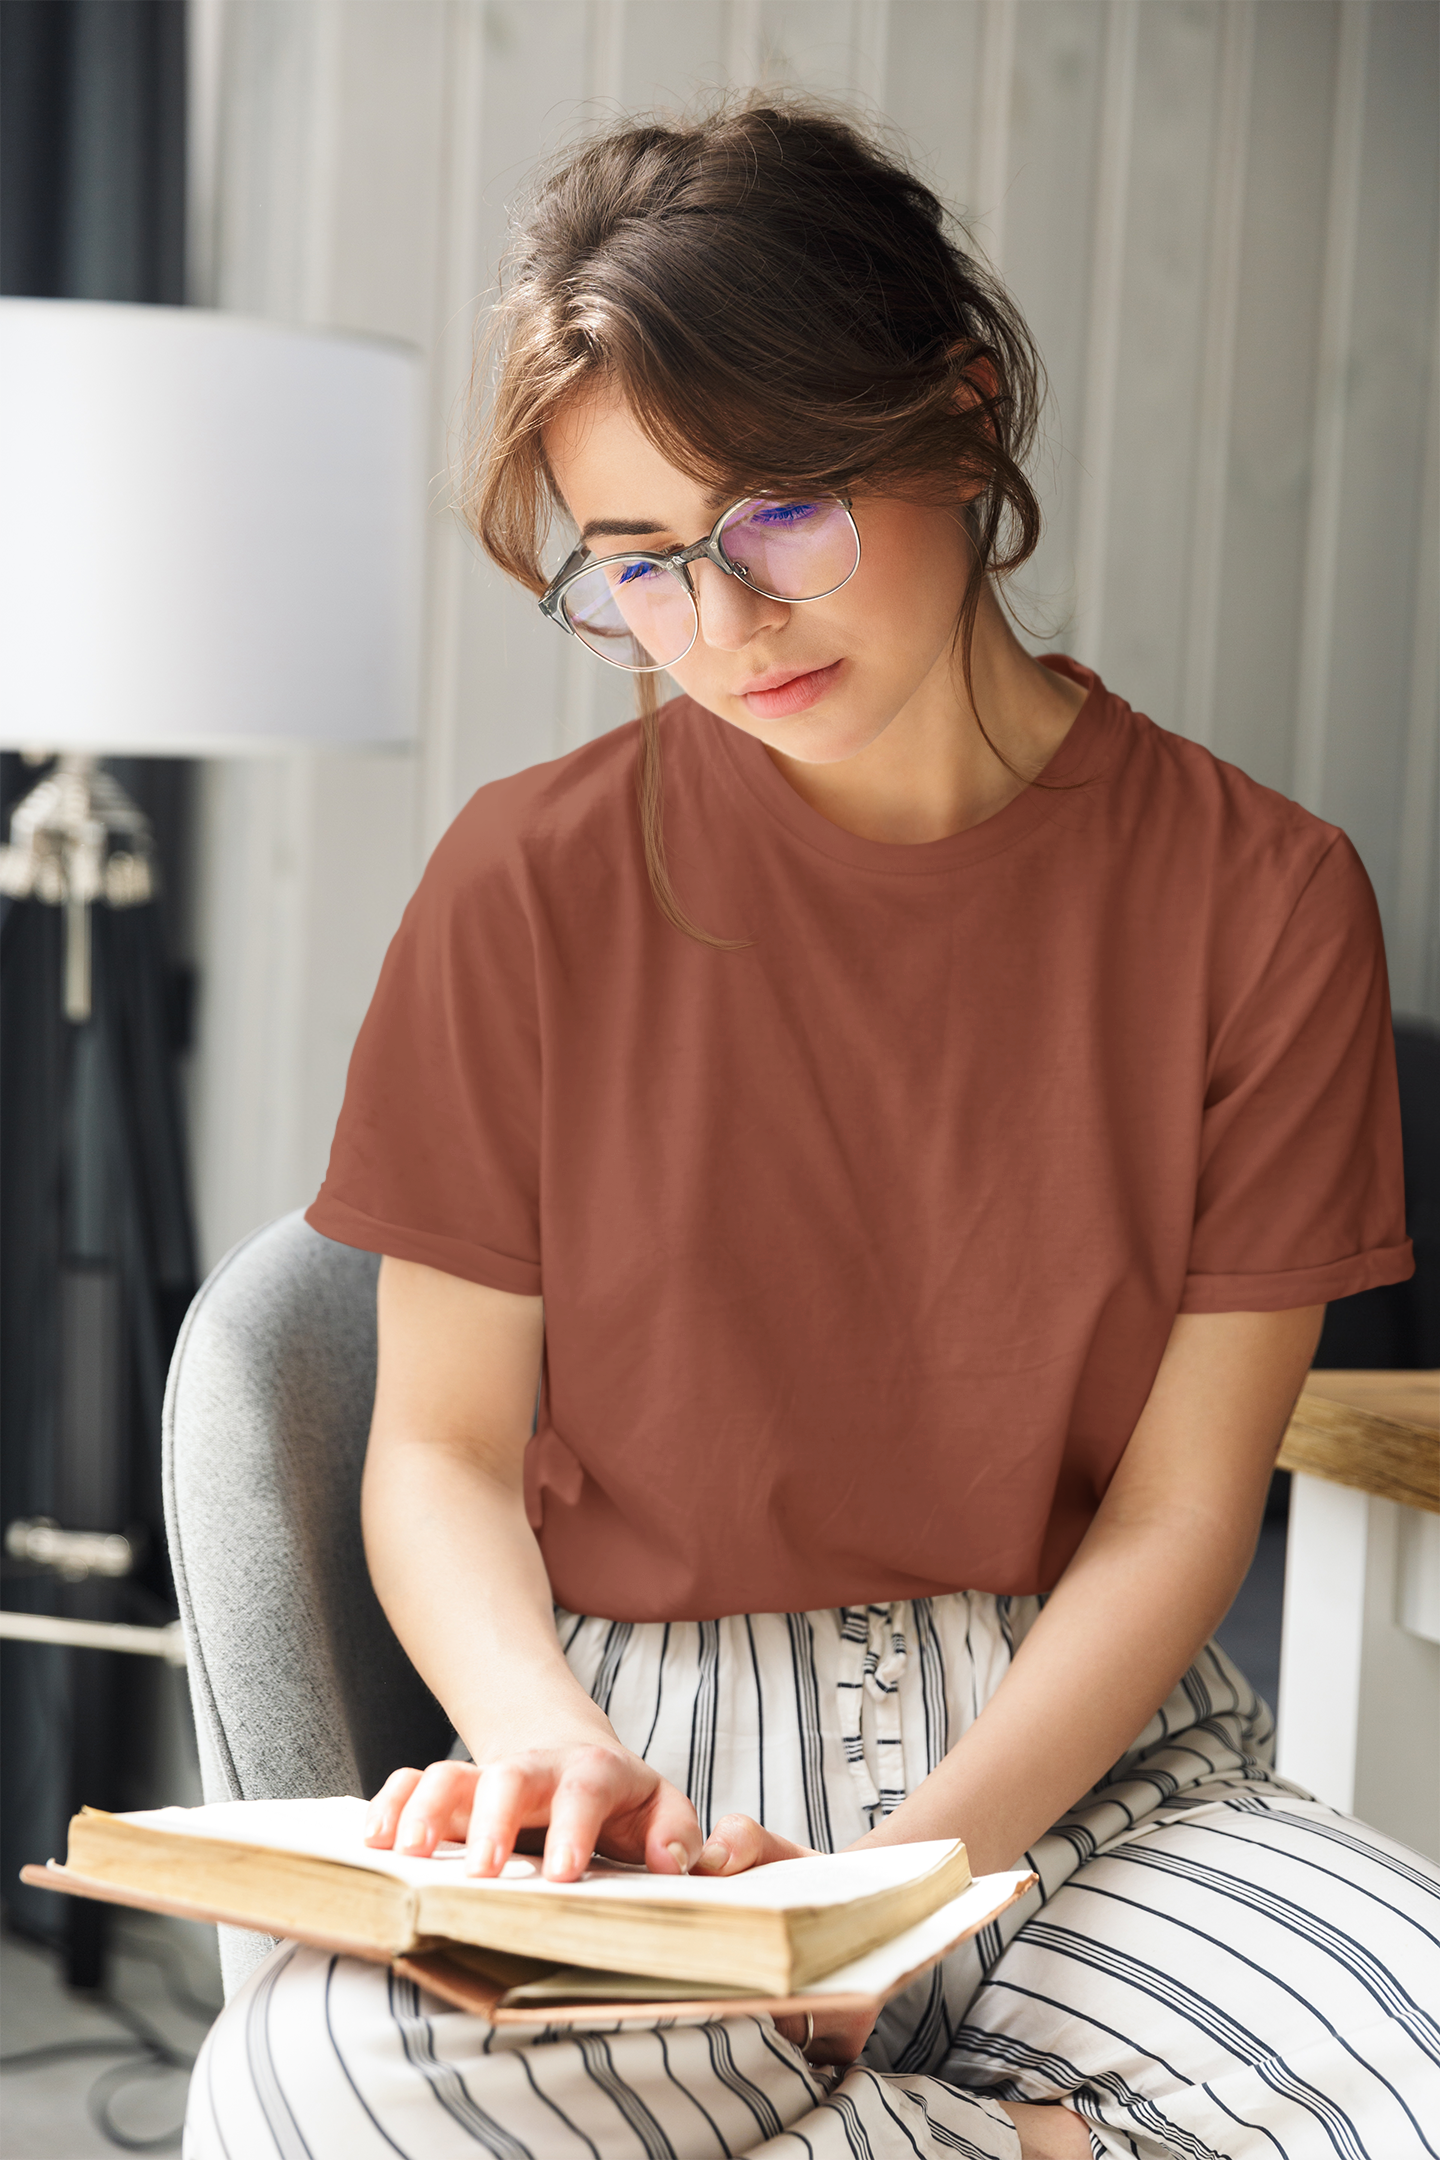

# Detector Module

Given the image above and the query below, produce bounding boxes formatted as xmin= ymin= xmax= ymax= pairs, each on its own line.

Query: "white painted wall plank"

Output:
xmin=994 ymin=0 xmax=1108 ymax=651
xmin=187 ymin=0 xmax=1440 ymax=1271
xmin=1100 ymin=0 xmax=1226 ymax=731
xmin=1316 ymin=0 xmax=1440 ymax=960
xmin=1210 ymin=0 xmax=1338 ymax=797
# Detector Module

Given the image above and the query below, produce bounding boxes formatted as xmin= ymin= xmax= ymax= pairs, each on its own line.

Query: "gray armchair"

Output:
xmin=162 ymin=1210 xmax=450 ymax=1993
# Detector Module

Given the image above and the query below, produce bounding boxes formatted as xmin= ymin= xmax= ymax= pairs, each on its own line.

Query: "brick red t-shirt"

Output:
xmin=308 ymin=662 xmax=1412 ymax=1621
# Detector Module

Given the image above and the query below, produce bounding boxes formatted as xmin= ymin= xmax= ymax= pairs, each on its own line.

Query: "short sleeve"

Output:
xmin=1181 ymin=833 xmax=1413 ymax=1312
xmin=306 ymin=797 xmax=542 ymax=1295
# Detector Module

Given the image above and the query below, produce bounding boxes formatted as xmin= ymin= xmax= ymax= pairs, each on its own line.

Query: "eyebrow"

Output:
xmin=579 ymin=491 xmax=732 ymax=545
xmin=579 ymin=517 xmax=670 ymax=542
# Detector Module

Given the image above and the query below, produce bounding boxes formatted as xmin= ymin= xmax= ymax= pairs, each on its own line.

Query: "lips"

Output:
xmin=738 ymin=659 xmax=844 ymax=720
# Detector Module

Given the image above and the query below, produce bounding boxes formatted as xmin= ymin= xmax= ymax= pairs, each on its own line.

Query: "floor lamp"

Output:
xmin=0 ymin=298 xmax=423 ymax=1978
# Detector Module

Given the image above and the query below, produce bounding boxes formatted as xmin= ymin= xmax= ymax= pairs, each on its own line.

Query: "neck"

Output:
xmin=765 ymin=584 xmax=1087 ymax=845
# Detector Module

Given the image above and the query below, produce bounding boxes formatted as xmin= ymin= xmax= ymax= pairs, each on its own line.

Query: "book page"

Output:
xmin=119 ymin=1799 xmax=961 ymax=1911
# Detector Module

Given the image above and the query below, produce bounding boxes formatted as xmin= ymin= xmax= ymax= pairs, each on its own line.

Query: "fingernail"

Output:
xmin=363 ymin=1809 xmax=382 ymax=1840
xmin=399 ymin=1820 xmax=426 ymax=1853
xmin=546 ymin=1845 xmax=579 ymax=1878
xmin=466 ymin=1840 xmax=495 ymax=1876
xmin=666 ymin=1842 xmax=690 ymax=1876
xmin=695 ymin=1838 xmax=727 ymax=1873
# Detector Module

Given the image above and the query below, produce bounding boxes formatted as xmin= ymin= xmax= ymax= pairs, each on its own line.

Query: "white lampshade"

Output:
xmin=0 ymin=299 xmax=424 ymax=755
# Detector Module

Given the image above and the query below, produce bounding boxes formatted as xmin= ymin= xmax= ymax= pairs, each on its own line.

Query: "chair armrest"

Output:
xmin=1278 ymin=1371 xmax=1439 ymax=1514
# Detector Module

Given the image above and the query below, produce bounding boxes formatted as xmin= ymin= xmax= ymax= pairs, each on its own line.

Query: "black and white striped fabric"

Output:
xmin=184 ymin=1593 xmax=1440 ymax=2158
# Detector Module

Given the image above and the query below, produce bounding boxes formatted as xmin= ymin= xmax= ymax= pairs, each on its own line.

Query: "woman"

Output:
xmin=188 ymin=102 xmax=1434 ymax=2160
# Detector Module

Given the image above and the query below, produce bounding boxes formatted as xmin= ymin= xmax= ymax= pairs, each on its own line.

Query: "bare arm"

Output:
xmin=856 ymin=1303 xmax=1324 ymax=1870
xmin=360 ymin=1255 xmax=704 ymax=1879
xmin=701 ymin=1304 xmax=1324 ymax=1883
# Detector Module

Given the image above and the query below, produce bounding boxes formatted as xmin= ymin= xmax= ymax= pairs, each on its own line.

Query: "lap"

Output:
xmin=940 ymin=1790 xmax=1440 ymax=2159
xmin=186 ymin=1792 xmax=1440 ymax=2160
xmin=183 ymin=1945 xmax=1022 ymax=2159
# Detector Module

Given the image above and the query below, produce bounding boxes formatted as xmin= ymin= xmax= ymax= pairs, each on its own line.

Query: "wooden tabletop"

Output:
xmin=1278 ymin=1371 xmax=1439 ymax=1513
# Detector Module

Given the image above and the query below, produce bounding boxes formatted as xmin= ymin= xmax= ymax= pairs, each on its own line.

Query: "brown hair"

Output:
xmin=462 ymin=95 xmax=1044 ymax=941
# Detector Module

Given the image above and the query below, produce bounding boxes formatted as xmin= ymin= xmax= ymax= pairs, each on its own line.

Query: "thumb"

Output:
xmin=694 ymin=1813 xmax=815 ymax=1875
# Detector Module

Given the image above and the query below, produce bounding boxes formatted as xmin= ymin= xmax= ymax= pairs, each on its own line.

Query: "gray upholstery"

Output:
xmin=162 ymin=1210 xmax=450 ymax=1994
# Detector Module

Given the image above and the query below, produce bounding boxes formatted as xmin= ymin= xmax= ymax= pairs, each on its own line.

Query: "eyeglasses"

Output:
xmin=538 ymin=494 xmax=861 ymax=673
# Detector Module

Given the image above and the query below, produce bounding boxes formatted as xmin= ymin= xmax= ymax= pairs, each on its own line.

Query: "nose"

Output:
xmin=692 ymin=559 xmax=789 ymax=652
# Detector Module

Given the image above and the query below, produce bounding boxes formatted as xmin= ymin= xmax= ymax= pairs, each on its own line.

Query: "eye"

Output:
xmin=751 ymin=501 xmax=820 ymax=527
xmin=616 ymin=561 xmax=657 ymax=585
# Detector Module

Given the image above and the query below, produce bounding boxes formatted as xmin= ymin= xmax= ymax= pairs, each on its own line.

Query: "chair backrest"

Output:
xmin=162 ymin=1210 xmax=450 ymax=1991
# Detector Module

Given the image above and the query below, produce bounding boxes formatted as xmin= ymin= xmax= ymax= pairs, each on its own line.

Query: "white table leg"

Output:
xmin=1277 ymin=1472 xmax=1440 ymax=1862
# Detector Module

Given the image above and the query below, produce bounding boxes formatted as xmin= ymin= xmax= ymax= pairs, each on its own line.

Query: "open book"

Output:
xmin=24 ymin=1798 xmax=1036 ymax=2026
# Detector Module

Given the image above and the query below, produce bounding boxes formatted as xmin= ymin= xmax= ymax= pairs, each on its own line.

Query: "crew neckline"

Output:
xmin=696 ymin=656 xmax=1123 ymax=876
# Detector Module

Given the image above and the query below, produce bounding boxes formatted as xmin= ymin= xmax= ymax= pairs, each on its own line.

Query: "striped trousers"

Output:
xmin=184 ymin=1593 xmax=1440 ymax=2159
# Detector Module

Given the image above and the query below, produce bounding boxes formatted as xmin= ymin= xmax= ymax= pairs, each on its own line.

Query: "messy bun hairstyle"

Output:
xmin=464 ymin=96 xmax=1044 ymax=940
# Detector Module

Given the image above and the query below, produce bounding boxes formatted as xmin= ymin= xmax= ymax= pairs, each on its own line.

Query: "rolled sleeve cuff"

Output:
xmin=1180 ymin=1239 xmax=1414 ymax=1314
xmin=304 ymin=1194 xmax=541 ymax=1297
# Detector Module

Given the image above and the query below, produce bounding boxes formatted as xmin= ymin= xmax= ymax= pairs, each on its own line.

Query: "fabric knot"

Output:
xmin=836 ymin=1602 xmax=909 ymax=1823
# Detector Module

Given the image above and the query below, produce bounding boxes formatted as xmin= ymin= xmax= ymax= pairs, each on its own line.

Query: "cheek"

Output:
xmin=851 ymin=515 xmax=964 ymax=635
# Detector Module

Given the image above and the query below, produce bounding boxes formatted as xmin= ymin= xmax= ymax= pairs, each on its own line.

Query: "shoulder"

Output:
xmin=418 ymin=696 xmax=725 ymax=929
xmin=423 ymin=719 xmax=643 ymax=905
xmin=1098 ymin=689 xmax=1364 ymax=921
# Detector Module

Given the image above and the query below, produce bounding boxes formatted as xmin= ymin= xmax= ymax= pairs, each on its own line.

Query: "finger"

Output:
xmin=638 ymin=1785 xmax=705 ymax=1876
xmin=365 ymin=1768 xmax=422 ymax=1847
xmin=394 ymin=1761 xmax=479 ymax=1857
xmin=544 ymin=1748 xmax=634 ymax=1881
xmin=694 ymin=1812 xmax=811 ymax=1874
xmin=467 ymin=1758 xmax=554 ymax=1876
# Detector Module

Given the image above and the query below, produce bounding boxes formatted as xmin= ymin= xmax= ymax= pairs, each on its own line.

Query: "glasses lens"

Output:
xmin=561 ymin=559 xmax=697 ymax=670
xmin=718 ymin=496 xmax=858 ymax=600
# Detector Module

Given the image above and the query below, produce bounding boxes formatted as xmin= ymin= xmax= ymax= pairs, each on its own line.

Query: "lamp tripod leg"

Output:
xmin=64 ymin=893 xmax=91 ymax=1024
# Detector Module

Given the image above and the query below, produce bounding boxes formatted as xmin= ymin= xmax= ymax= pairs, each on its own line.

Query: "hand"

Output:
xmin=365 ymin=1741 xmax=704 ymax=1882
xmin=691 ymin=1811 xmax=815 ymax=1874
xmin=691 ymin=1815 xmax=878 ymax=2067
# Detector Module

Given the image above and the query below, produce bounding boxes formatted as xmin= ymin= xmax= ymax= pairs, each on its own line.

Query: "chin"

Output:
xmin=761 ymin=711 xmax=890 ymax=767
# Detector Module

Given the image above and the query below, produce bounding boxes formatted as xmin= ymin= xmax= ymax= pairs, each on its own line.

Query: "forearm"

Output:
xmin=362 ymin=1432 xmax=610 ymax=1762
xmin=857 ymin=1498 xmax=1256 ymax=1873
xmin=858 ymin=1303 xmax=1323 ymax=1875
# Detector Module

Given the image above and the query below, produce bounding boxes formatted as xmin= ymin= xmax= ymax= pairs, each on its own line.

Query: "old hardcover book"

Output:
xmin=24 ymin=1798 xmax=1036 ymax=2024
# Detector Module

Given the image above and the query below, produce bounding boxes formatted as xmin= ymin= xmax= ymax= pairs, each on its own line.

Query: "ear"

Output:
xmin=948 ymin=347 xmax=1002 ymax=503
xmin=953 ymin=350 xmax=1001 ymax=408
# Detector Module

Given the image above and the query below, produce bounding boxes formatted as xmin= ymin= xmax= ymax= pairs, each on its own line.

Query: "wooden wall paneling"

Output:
xmin=619 ymin=0 xmax=729 ymax=109
xmin=883 ymin=1 xmax=985 ymax=225
xmin=1392 ymin=290 xmax=1439 ymax=1020
xmin=186 ymin=0 xmax=449 ymax=1265
xmin=753 ymin=0 xmax=887 ymax=101
xmin=1068 ymin=0 xmax=1138 ymax=674
xmin=1177 ymin=0 xmax=1254 ymax=753
xmin=418 ymin=0 xmax=488 ymax=848
xmin=1291 ymin=0 xmax=1367 ymax=821
xmin=185 ymin=0 xmax=1440 ymax=1269
xmin=1209 ymin=0 xmax=1338 ymax=796
xmin=997 ymin=1 xmax=1108 ymax=654
xmin=1098 ymin=0 xmax=1226 ymax=734
xmin=971 ymin=0 xmax=1018 ymax=267
xmin=437 ymin=0 xmax=592 ymax=808
xmin=1311 ymin=0 xmax=1439 ymax=964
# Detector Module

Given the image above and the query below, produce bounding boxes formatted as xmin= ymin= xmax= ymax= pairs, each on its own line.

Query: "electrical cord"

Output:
xmin=1 ymin=1927 xmax=215 ymax=2153
xmin=0 ymin=2038 xmax=139 ymax=2069
xmin=83 ymin=1976 xmax=202 ymax=2152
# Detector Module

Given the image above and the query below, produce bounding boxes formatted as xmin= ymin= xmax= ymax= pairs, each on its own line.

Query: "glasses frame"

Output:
xmin=538 ymin=493 xmax=860 ymax=674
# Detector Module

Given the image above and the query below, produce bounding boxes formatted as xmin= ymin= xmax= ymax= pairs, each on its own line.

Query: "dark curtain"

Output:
xmin=1314 ymin=1022 xmax=1440 ymax=1369
xmin=0 ymin=0 xmax=185 ymax=303
xmin=1 ymin=0 xmax=194 ymax=1980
